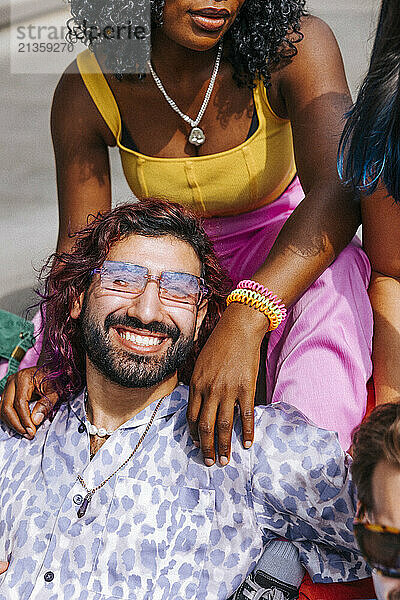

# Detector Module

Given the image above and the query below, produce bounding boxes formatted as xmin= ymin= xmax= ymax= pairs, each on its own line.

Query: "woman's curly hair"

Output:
xmin=67 ymin=0 xmax=307 ymax=87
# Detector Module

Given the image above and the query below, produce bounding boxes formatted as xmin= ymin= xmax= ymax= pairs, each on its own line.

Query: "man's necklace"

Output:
xmin=76 ymin=394 xmax=165 ymax=518
xmin=84 ymin=392 xmax=115 ymax=439
xmin=147 ymin=41 xmax=223 ymax=147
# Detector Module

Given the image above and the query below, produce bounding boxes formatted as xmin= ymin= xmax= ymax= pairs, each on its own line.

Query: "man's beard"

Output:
xmin=79 ymin=300 xmax=195 ymax=388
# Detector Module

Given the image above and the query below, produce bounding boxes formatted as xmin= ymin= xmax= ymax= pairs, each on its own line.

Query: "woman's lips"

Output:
xmin=189 ymin=13 xmax=226 ymax=32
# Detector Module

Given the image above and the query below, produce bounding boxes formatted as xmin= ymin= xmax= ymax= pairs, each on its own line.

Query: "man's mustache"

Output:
xmin=104 ymin=314 xmax=180 ymax=343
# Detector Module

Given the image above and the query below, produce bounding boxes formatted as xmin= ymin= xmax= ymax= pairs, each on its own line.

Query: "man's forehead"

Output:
xmin=105 ymin=234 xmax=202 ymax=275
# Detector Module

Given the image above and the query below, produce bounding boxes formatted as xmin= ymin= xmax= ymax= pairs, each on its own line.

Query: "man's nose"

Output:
xmin=126 ymin=280 xmax=164 ymax=324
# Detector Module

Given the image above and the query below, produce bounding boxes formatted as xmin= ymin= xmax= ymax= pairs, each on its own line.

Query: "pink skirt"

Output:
xmin=203 ymin=176 xmax=373 ymax=450
xmin=1 ymin=177 xmax=373 ymax=450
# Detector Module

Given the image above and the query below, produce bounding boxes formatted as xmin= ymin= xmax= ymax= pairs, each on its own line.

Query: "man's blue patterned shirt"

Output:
xmin=0 ymin=384 xmax=369 ymax=600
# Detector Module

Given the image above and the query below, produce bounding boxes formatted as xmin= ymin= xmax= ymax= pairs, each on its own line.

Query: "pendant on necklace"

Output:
xmin=188 ymin=126 xmax=206 ymax=147
xmin=77 ymin=491 xmax=93 ymax=518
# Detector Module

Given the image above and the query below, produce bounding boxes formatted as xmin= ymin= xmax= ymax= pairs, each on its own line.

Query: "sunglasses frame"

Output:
xmin=92 ymin=260 xmax=209 ymax=306
xmin=354 ymin=508 xmax=400 ymax=578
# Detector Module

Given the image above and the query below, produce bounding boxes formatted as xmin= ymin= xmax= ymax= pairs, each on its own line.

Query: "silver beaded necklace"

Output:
xmin=148 ymin=41 xmax=223 ymax=147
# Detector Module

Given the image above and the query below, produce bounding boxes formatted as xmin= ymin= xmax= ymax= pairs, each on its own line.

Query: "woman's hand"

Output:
xmin=187 ymin=303 xmax=266 ymax=466
xmin=0 ymin=368 xmax=58 ymax=438
xmin=0 ymin=562 xmax=8 ymax=575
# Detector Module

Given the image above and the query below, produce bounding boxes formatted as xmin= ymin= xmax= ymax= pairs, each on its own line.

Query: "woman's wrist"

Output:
xmin=223 ymin=301 xmax=270 ymax=341
xmin=226 ymin=279 xmax=287 ymax=334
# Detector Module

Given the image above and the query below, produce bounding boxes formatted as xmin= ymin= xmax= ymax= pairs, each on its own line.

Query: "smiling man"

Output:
xmin=0 ymin=199 xmax=371 ymax=599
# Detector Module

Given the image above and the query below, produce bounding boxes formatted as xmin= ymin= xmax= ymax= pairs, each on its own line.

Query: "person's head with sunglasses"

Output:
xmin=352 ymin=402 xmax=400 ymax=600
xmin=37 ymin=197 xmax=229 ymax=402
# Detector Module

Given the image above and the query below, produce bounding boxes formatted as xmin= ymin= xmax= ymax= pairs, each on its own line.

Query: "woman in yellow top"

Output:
xmin=2 ymin=0 xmax=372 ymax=458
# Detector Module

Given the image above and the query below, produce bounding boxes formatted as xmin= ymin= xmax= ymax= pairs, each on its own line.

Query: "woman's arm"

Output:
xmin=52 ymin=60 xmax=114 ymax=253
xmin=0 ymin=60 xmax=114 ymax=435
xmin=187 ymin=16 xmax=361 ymax=464
xmin=254 ymin=16 xmax=358 ymax=303
xmin=362 ymin=187 xmax=400 ymax=405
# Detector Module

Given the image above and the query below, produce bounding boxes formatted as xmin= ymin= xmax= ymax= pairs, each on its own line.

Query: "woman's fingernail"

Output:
xmin=23 ymin=434 xmax=33 ymax=440
xmin=32 ymin=412 xmax=44 ymax=425
xmin=244 ymin=441 xmax=252 ymax=448
xmin=219 ymin=456 xmax=228 ymax=466
xmin=193 ymin=440 xmax=200 ymax=447
xmin=26 ymin=428 xmax=35 ymax=437
xmin=204 ymin=458 xmax=214 ymax=467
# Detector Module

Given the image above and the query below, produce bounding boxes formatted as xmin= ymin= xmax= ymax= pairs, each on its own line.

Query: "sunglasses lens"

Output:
xmin=354 ymin=524 xmax=400 ymax=575
xmin=101 ymin=262 xmax=146 ymax=295
xmin=160 ymin=272 xmax=201 ymax=305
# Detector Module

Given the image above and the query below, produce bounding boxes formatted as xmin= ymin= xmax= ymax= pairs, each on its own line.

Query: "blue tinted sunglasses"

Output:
xmin=92 ymin=261 xmax=208 ymax=306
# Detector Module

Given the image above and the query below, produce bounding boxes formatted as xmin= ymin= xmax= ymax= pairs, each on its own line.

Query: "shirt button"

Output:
xmin=44 ymin=571 xmax=54 ymax=582
xmin=73 ymin=494 xmax=83 ymax=505
xmin=78 ymin=423 xmax=86 ymax=433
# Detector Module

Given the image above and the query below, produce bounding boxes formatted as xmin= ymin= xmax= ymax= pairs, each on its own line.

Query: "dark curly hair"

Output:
xmin=37 ymin=199 xmax=230 ymax=402
xmin=67 ymin=0 xmax=307 ymax=87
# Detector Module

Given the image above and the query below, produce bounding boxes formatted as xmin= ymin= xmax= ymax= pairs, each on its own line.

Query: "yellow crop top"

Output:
xmin=77 ymin=50 xmax=296 ymax=217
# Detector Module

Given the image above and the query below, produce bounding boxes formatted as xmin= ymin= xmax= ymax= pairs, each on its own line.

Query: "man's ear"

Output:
xmin=70 ymin=292 xmax=85 ymax=320
xmin=194 ymin=299 xmax=208 ymax=342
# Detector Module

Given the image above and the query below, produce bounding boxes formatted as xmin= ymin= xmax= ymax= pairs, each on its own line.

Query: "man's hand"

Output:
xmin=0 ymin=368 xmax=58 ymax=438
xmin=187 ymin=303 xmax=265 ymax=466
xmin=0 ymin=561 xmax=8 ymax=575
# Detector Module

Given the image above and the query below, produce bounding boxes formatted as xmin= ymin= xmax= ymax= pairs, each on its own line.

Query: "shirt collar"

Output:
xmin=69 ymin=383 xmax=189 ymax=431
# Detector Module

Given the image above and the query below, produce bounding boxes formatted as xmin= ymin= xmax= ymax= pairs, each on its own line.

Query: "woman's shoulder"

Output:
xmin=269 ymin=15 xmax=344 ymax=118
xmin=53 ymin=57 xmax=86 ymax=108
xmin=52 ymin=55 xmax=116 ymax=147
xmin=294 ymin=14 xmax=339 ymax=52
xmin=278 ymin=14 xmax=342 ymax=75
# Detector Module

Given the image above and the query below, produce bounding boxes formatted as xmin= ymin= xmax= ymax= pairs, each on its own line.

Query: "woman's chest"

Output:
xmin=108 ymin=66 xmax=257 ymax=158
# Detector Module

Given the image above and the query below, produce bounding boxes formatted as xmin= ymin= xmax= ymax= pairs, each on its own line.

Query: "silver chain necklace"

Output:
xmin=76 ymin=393 xmax=165 ymax=518
xmin=148 ymin=41 xmax=223 ymax=147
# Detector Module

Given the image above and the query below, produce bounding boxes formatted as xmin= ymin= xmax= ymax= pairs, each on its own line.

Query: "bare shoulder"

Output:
xmin=269 ymin=14 xmax=349 ymax=118
xmin=284 ymin=15 xmax=345 ymax=77
xmin=297 ymin=14 xmax=338 ymax=44
xmin=51 ymin=58 xmax=115 ymax=146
